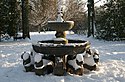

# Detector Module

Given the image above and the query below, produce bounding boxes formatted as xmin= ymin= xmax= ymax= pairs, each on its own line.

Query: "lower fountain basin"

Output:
xmin=32 ymin=39 xmax=90 ymax=57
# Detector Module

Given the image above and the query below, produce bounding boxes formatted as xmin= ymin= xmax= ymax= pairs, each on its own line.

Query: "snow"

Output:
xmin=34 ymin=53 xmax=53 ymax=69
xmin=34 ymin=59 xmax=53 ymax=70
xmin=22 ymin=52 xmax=30 ymax=60
xmin=76 ymin=54 xmax=84 ymax=62
xmin=56 ymin=14 xmax=64 ymax=22
xmin=42 ymin=59 xmax=53 ymax=66
xmin=53 ymin=38 xmax=66 ymax=41
xmin=94 ymin=55 xmax=99 ymax=59
xmin=84 ymin=54 xmax=96 ymax=66
xmin=92 ymin=49 xmax=99 ymax=55
xmin=68 ymin=59 xmax=81 ymax=70
xmin=34 ymin=53 xmax=43 ymax=63
xmin=0 ymin=31 xmax=125 ymax=82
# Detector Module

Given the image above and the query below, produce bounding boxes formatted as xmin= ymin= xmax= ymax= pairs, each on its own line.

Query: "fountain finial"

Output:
xmin=57 ymin=0 xmax=64 ymax=22
xmin=48 ymin=0 xmax=74 ymax=31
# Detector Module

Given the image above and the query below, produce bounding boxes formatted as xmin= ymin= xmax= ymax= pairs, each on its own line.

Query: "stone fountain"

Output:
xmin=32 ymin=0 xmax=90 ymax=76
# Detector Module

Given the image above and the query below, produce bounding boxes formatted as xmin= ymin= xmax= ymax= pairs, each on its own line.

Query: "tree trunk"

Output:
xmin=22 ymin=0 xmax=30 ymax=39
xmin=87 ymin=0 xmax=91 ymax=37
xmin=91 ymin=0 xmax=95 ymax=37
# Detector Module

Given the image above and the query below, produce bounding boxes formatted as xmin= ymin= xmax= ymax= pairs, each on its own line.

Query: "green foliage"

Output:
xmin=0 ymin=0 xmax=9 ymax=34
xmin=95 ymin=0 xmax=125 ymax=41
xmin=0 ymin=0 xmax=20 ymax=37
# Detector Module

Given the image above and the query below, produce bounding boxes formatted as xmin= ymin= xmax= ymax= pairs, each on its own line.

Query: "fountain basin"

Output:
xmin=32 ymin=39 xmax=90 ymax=57
xmin=48 ymin=21 xmax=74 ymax=31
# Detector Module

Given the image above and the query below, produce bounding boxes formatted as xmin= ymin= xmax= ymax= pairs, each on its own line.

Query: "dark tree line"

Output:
xmin=1 ymin=0 xmax=125 ymax=41
xmin=0 ymin=0 xmax=30 ymax=41
xmin=95 ymin=0 xmax=125 ymax=41
xmin=0 ymin=0 xmax=20 ymax=38
xmin=0 ymin=0 xmax=87 ymax=41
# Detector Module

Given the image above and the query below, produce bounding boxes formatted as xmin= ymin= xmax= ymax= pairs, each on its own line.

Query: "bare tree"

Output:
xmin=29 ymin=0 xmax=86 ymax=32
xmin=63 ymin=0 xmax=86 ymax=21
xmin=29 ymin=0 xmax=57 ymax=31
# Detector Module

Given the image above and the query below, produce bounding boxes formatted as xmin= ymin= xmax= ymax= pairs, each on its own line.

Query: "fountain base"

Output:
xmin=32 ymin=39 xmax=90 ymax=76
xmin=53 ymin=62 xmax=65 ymax=76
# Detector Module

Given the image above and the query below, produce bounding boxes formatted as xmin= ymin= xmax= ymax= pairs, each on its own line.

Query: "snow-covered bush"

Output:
xmin=0 ymin=33 xmax=10 ymax=41
xmin=21 ymin=51 xmax=34 ymax=72
xmin=66 ymin=54 xmax=84 ymax=75
xmin=34 ymin=53 xmax=54 ymax=76
xmin=83 ymin=49 xmax=98 ymax=73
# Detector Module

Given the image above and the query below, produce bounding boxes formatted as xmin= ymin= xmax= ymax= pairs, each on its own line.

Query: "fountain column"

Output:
xmin=53 ymin=0 xmax=67 ymax=76
xmin=54 ymin=0 xmax=68 ymax=44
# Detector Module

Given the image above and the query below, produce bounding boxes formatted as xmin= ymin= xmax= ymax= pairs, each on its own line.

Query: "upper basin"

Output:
xmin=48 ymin=21 xmax=74 ymax=31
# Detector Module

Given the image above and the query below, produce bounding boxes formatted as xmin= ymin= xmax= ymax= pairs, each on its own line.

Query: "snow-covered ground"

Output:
xmin=0 ymin=31 xmax=125 ymax=82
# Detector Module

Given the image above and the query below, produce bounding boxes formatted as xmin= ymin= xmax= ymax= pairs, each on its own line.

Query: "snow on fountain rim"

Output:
xmin=53 ymin=38 xmax=66 ymax=41
xmin=48 ymin=21 xmax=74 ymax=23
xmin=36 ymin=41 xmax=89 ymax=47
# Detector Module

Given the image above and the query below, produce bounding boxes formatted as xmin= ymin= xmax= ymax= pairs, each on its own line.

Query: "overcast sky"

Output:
xmin=94 ymin=0 xmax=106 ymax=6
xmin=82 ymin=0 xmax=106 ymax=6
xmin=82 ymin=0 xmax=106 ymax=10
